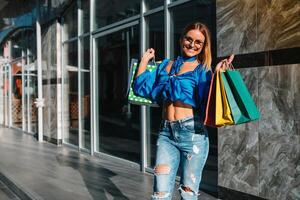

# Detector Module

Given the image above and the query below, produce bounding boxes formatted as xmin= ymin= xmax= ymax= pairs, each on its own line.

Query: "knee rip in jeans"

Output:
xmin=178 ymin=185 xmax=198 ymax=196
xmin=152 ymin=192 xmax=170 ymax=199
xmin=154 ymin=164 xmax=170 ymax=175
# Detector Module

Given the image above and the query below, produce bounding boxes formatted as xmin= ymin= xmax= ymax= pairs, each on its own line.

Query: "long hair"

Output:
xmin=180 ymin=22 xmax=212 ymax=71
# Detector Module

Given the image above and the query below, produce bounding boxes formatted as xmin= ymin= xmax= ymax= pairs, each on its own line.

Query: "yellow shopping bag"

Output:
xmin=215 ymin=70 xmax=234 ymax=126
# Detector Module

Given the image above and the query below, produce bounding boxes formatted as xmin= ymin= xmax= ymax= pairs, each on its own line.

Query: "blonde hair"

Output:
xmin=181 ymin=22 xmax=212 ymax=71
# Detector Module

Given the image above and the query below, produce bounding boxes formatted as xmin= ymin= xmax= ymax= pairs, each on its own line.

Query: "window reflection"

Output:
xmin=83 ymin=37 xmax=90 ymax=69
xmin=64 ymin=41 xmax=78 ymax=68
xmin=11 ymin=59 xmax=23 ymax=129
xmin=94 ymin=0 xmax=140 ymax=29
xmin=82 ymin=0 xmax=90 ymax=34
xmin=11 ymin=30 xmax=35 ymax=59
xmin=63 ymin=41 xmax=79 ymax=146
xmin=145 ymin=0 xmax=164 ymax=11
xmin=81 ymin=36 xmax=90 ymax=150
xmin=63 ymin=2 xmax=77 ymax=40
xmin=24 ymin=69 xmax=38 ymax=133
xmin=146 ymin=12 xmax=165 ymax=61
xmin=66 ymin=71 xmax=79 ymax=146
xmin=96 ymin=25 xmax=140 ymax=162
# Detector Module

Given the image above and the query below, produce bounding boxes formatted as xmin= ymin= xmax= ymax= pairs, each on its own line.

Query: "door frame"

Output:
xmin=91 ymin=20 xmax=140 ymax=166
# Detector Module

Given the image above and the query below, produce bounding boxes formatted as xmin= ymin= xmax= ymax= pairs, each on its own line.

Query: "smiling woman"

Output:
xmin=133 ymin=19 xmax=233 ymax=199
xmin=133 ymin=22 xmax=212 ymax=199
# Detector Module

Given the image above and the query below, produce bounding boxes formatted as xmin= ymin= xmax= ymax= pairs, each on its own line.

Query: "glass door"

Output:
xmin=63 ymin=38 xmax=91 ymax=151
xmin=79 ymin=36 xmax=91 ymax=150
xmin=94 ymin=24 xmax=141 ymax=162
xmin=24 ymin=58 xmax=38 ymax=133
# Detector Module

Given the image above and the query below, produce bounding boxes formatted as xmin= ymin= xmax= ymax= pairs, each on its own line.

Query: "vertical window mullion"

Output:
xmin=165 ymin=0 xmax=171 ymax=58
xmin=90 ymin=0 xmax=97 ymax=154
xmin=78 ymin=0 xmax=82 ymax=150
xmin=140 ymin=0 xmax=147 ymax=172
xmin=21 ymin=50 xmax=26 ymax=131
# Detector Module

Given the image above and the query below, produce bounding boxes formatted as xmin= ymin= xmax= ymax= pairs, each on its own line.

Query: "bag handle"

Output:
xmin=218 ymin=60 xmax=235 ymax=71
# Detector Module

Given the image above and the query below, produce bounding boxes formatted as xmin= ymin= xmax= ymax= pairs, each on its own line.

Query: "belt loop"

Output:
xmin=164 ymin=120 xmax=168 ymax=128
xmin=179 ymin=120 xmax=183 ymax=128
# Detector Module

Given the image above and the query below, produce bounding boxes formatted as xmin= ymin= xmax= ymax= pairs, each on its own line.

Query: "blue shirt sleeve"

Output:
xmin=197 ymin=69 xmax=212 ymax=120
xmin=132 ymin=59 xmax=170 ymax=99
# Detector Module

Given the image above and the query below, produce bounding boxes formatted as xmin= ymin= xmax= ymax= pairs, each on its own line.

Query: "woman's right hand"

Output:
xmin=141 ymin=48 xmax=155 ymax=64
xmin=136 ymin=48 xmax=156 ymax=78
xmin=215 ymin=54 xmax=234 ymax=71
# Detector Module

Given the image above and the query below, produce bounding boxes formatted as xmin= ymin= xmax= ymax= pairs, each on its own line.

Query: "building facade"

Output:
xmin=0 ymin=0 xmax=299 ymax=199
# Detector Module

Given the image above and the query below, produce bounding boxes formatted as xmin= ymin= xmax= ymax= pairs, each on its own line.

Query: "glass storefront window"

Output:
xmin=80 ymin=36 xmax=90 ymax=150
xmin=24 ymin=65 xmax=38 ymax=133
xmin=145 ymin=11 xmax=164 ymax=167
xmin=6 ymin=28 xmax=37 ymax=131
xmin=146 ymin=12 xmax=165 ymax=61
xmin=81 ymin=0 xmax=90 ymax=34
xmin=83 ymin=36 xmax=90 ymax=70
xmin=66 ymin=70 xmax=79 ymax=145
xmin=27 ymin=32 xmax=36 ymax=58
xmin=80 ymin=71 xmax=90 ymax=149
xmin=63 ymin=41 xmax=79 ymax=145
xmin=11 ymin=59 xmax=23 ymax=129
xmin=11 ymin=30 xmax=35 ymax=59
xmin=64 ymin=41 xmax=78 ymax=68
xmin=11 ymin=32 xmax=24 ymax=59
xmin=63 ymin=3 xmax=78 ymax=40
xmin=94 ymin=0 xmax=140 ymax=29
xmin=96 ymin=25 xmax=140 ymax=162
xmin=170 ymin=0 xmax=215 ymax=59
xmin=145 ymin=0 xmax=164 ymax=11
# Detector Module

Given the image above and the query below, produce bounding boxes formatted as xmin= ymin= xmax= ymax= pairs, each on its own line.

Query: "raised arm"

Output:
xmin=136 ymin=48 xmax=155 ymax=78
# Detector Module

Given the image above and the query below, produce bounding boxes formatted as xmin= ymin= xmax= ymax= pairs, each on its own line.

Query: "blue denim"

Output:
xmin=152 ymin=116 xmax=209 ymax=200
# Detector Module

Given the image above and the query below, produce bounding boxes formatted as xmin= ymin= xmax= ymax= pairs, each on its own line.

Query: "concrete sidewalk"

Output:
xmin=0 ymin=126 xmax=218 ymax=200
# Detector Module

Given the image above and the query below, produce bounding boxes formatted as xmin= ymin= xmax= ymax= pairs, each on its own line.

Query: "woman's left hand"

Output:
xmin=215 ymin=54 xmax=234 ymax=71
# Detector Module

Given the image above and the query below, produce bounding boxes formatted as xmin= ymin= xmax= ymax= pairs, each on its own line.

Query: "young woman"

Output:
xmin=133 ymin=22 xmax=233 ymax=200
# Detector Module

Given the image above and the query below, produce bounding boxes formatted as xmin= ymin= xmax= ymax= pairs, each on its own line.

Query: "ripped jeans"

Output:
xmin=152 ymin=116 xmax=209 ymax=200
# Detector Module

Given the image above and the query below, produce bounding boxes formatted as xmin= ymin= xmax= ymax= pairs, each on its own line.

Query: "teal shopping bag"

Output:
xmin=224 ymin=70 xmax=260 ymax=122
xmin=127 ymin=59 xmax=159 ymax=106
xmin=220 ymin=72 xmax=250 ymax=124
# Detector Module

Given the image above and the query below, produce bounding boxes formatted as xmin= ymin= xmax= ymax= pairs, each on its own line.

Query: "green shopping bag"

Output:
xmin=127 ymin=59 xmax=159 ymax=106
xmin=220 ymin=72 xmax=250 ymax=124
xmin=224 ymin=69 xmax=260 ymax=122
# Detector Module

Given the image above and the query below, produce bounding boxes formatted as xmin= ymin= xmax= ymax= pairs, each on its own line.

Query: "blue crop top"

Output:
xmin=133 ymin=56 xmax=212 ymax=120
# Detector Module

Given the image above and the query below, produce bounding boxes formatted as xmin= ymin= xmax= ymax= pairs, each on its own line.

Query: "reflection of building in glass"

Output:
xmin=0 ymin=1 xmax=299 ymax=200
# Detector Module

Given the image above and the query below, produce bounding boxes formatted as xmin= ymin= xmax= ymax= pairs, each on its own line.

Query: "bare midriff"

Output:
xmin=162 ymin=101 xmax=194 ymax=121
xmin=161 ymin=61 xmax=199 ymax=121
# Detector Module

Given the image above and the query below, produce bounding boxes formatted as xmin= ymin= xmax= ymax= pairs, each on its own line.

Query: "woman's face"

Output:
xmin=181 ymin=29 xmax=205 ymax=58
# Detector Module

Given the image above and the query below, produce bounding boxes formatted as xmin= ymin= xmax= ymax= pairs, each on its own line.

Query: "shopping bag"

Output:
xmin=220 ymin=72 xmax=249 ymax=124
xmin=127 ymin=58 xmax=159 ymax=106
xmin=204 ymin=72 xmax=221 ymax=127
xmin=224 ymin=69 xmax=260 ymax=122
xmin=215 ymin=70 xmax=234 ymax=126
